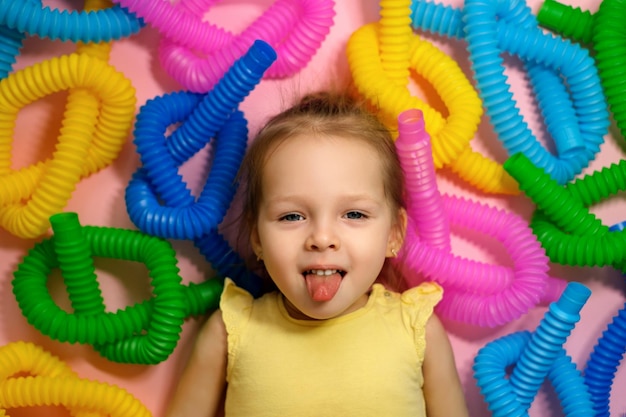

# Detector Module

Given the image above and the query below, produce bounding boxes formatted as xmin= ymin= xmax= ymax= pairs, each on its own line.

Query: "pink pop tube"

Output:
xmin=397 ymin=109 xmax=451 ymax=251
xmin=394 ymin=109 xmax=564 ymax=326
xmin=398 ymin=195 xmax=566 ymax=327
xmin=157 ymin=0 xmax=335 ymax=92
xmin=110 ymin=0 xmax=232 ymax=52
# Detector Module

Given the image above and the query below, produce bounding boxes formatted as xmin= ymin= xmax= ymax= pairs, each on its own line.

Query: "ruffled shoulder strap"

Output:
xmin=400 ymin=282 xmax=444 ymax=362
xmin=220 ymin=278 xmax=254 ymax=380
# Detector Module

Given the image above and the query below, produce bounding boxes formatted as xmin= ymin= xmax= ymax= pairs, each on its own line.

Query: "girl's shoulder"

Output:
xmin=372 ymin=281 xmax=443 ymax=330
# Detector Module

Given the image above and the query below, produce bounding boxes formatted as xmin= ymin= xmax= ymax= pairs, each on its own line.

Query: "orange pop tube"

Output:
xmin=379 ymin=0 xmax=412 ymax=86
xmin=347 ymin=22 xmax=519 ymax=195
xmin=0 ymin=0 xmax=136 ymax=238
xmin=0 ymin=341 xmax=152 ymax=416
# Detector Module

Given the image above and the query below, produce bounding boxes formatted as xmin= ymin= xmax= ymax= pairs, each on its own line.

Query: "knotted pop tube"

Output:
xmin=394 ymin=109 xmax=565 ymax=327
xmin=538 ymin=0 xmax=626 ymax=145
xmin=12 ymin=212 xmax=224 ymax=364
xmin=0 ymin=0 xmax=143 ymax=43
xmin=504 ymin=153 xmax=626 ymax=270
xmin=460 ymin=0 xmax=608 ymax=184
xmin=473 ymin=282 xmax=593 ymax=416
xmin=412 ymin=0 xmax=597 ymax=166
xmin=347 ymin=0 xmax=519 ymax=195
xmin=0 ymin=0 xmax=136 ymax=238
xmin=157 ymin=0 xmax=335 ymax=92
xmin=126 ymin=40 xmax=275 ymax=240
xmin=125 ymin=40 xmax=273 ymax=297
xmin=0 ymin=341 xmax=152 ymax=416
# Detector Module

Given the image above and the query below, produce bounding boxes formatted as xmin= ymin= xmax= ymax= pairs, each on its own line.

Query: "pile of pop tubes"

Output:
xmin=1 ymin=0 xmax=625 ymax=415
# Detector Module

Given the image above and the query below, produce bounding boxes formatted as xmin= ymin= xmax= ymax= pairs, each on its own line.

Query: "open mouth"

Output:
xmin=302 ymin=269 xmax=345 ymax=301
xmin=303 ymin=269 xmax=346 ymax=278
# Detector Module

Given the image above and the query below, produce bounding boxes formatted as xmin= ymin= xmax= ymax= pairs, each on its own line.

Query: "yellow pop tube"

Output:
xmin=347 ymin=22 xmax=519 ymax=195
xmin=0 ymin=341 xmax=152 ymax=417
xmin=0 ymin=54 xmax=136 ymax=238
xmin=0 ymin=0 xmax=136 ymax=238
xmin=378 ymin=0 xmax=412 ymax=87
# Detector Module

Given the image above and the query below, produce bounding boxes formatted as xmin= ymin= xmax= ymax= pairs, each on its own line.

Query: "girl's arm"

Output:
xmin=165 ymin=310 xmax=228 ymax=417
xmin=422 ymin=314 xmax=470 ymax=417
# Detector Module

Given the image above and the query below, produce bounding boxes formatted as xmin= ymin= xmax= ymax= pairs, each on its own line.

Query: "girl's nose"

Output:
xmin=306 ymin=221 xmax=339 ymax=251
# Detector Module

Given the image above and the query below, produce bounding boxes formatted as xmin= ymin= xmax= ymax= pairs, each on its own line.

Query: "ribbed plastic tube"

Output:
xmin=538 ymin=0 xmax=626 ymax=146
xmin=194 ymin=229 xmax=263 ymax=298
xmin=400 ymin=194 xmax=566 ymax=327
xmin=0 ymin=341 xmax=152 ymax=416
xmin=126 ymin=41 xmax=273 ymax=297
xmin=396 ymin=108 xmax=451 ymax=251
xmin=473 ymin=282 xmax=593 ymax=416
xmin=378 ymin=0 xmax=412 ymax=86
xmin=395 ymin=110 xmax=564 ymax=327
xmin=536 ymin=0 xmax=595 ymax=44
xmin=462 ymin=0 xmax=608 ymax=185
xmin=0 ymin=0 xmax=137 ymax=239
xmin=125 ymin=40 xmax=276 ymax=240
xmin=580 ymin=222 xmax=626 ymax=417
xmin=346 ymin=16 xmax=519 ymax=195
xmin=0 ymin=0 xmax=143 ymax=42
xmin=158 ymin=0 xmax=335 ymax=92
xmin=509 ymin=282 xmax=592 ymax=407
xmin=504 ymin=153 xmax=626 ymax=270
xmin=0 ymin=24 xmax=25 ymax=79
xmin=12 ymin=212 xmax=224 ymax=364
xmin=411 ymin=0 xmax=602 ymax=165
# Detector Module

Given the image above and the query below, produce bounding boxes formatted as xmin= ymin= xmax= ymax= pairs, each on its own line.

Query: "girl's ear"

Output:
xmin=250 ymin=225 xmax=263 ymax=260
xmin=387 ymin=208 xmax=407 ymax=257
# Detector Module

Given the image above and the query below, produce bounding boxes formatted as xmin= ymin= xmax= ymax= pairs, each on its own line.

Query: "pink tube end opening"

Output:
xmin=398 ymin=108 xmax=426 ymax=137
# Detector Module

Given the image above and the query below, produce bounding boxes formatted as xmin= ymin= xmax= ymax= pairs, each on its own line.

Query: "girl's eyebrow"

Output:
xmin=265 ymin=193 xmax=384 ymax=206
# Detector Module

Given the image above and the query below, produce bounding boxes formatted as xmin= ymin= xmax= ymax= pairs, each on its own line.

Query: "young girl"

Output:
xmin=165 ymin=92 xmax=469 ymax=417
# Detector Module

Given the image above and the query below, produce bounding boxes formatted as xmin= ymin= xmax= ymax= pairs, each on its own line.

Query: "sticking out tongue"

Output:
xmin=305 ymin=273 xmax=342 ymax=302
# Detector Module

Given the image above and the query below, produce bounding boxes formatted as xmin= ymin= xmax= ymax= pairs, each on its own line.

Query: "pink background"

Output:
xmin=1 ymin=0 xmax=625 ymax=416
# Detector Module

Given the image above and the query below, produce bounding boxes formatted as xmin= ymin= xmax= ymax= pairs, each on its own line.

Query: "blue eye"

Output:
xmin=280 ymin=213 xmax=304 ymax=222
xmin=345 ymin=211 xmax=366 ymax=220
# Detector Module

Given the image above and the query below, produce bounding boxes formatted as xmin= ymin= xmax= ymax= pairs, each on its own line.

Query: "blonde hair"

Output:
xmin=238 ymin=91 xmax=407 ymax=291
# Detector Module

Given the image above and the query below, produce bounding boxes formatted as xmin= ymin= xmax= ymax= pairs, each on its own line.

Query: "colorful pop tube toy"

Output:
xmin=582 ymin=222 xmax=626 ymax=417
xmin=124 ymin=40 xmax=272 ymax=297
xmin=126 ymin=39 xmax=275 ymax=240
xmin=473 ymin=282 xmax=594 ymax=417
xmin=157 ymin=0 xmax=336 ymax=92
xmin=411 ymin=0 xmax=608 ymax=185
xmin=0 ymin=22 xmax=25 ymax=79
xmin=504 ymin=153 xmax=626 ymax=270
xmin=538 ymin=0 xmax=626 ymax=144
xmin=347 ymin=0 xmax=519 ymax=195
xmin=0 ymin=341 xmax=152 ymax=416
xmin=395 ymin=109 xmax=565 ymax=327
xmin=12 ymin=212 xmax=224 ymax=364
xmin=110 ymin=0 xmax=334 ymax=93
xmin=0 ymin=0 xmax=143 ymax=43
xmin=0 ymin=0 xmax=136 ymax=239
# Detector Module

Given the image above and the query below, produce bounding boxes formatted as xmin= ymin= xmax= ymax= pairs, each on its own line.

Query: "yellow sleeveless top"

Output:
xmin=220 ymin=278 xmax=443 ymax=417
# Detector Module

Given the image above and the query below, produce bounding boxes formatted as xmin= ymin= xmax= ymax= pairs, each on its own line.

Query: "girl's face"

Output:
xmin=251 ymin=134 xmax=405 ymax=320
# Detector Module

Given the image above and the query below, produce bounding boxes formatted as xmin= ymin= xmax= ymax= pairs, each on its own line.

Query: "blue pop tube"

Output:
xmin=410 ymin=0 xmax=608 ymax=184
xmin=126 ymin=40 xmax=277 ymax=240
xmin=194 ymin=230 xmax=262 ymax=297
xmin=473 ymin=282 xmax=594 ymax=416
xmin=126 ymin=40 xmax=275 ymax=296
xmin=0 ymin=24 xmax=25 ymax=79
xmin=509 ymin=282 xmax=591 ymax=406
xmin=580 ymin=221 xmax=626 ymax=417
xmin=0 ymin=0 xmax=143 ymax=42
